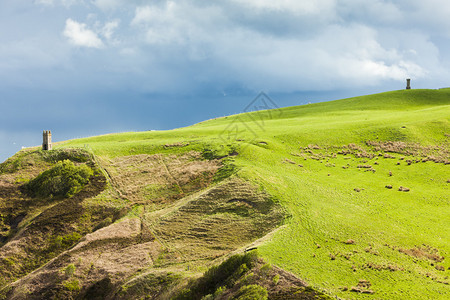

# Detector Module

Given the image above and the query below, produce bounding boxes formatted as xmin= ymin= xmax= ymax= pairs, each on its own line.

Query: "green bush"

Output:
xmin=63 ymin=279 xmax=80 ymax=291
xmin=272 ymin=274 xmax=280 ymax=285
xmin=214 ymin=286 xmax=226 ymax=297
xmin=64 ymin=264 xmax=76 ymax=277
xmin=213 ymin=160 xmax=239 ymax=183
xmin=235 ymin=284 xmax=268 ymax=300
xmin=202 ymin=145 xmax=238 ymax=160
xmin=0 ymin=149 xmax=92 ymax=175
xmin=25 ymin=160 xmax=93 ymax=198
xmin=48 ymin=232 xmax=82 ymax=253
xmin=174 ymin=251 xmax=258 ymax=300
xmin=40 ymin=148 xmax=92 ymax=163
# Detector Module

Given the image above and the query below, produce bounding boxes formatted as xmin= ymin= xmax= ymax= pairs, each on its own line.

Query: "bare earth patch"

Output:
xmin=101 ymin=152 xmax=220 ymax=207
xmin=398 ymin=245 xmax=444 ymax=262
xmin=4 ymin=218 xmax=160 ymax=299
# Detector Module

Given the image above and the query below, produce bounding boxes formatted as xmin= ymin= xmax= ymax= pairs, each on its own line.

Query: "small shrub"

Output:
xmin=15 ymin=176 xmax=30 ymax=184
xmin=260 ymin=263 xmax=272 ymax=275
xmin=48 ymin=232 xmax=82 ymax=252
xmin=435 ymin=265 xmax=445 ymax=271
xmin=175 ymin=288 xmax=192 ymax=300
xmin=202 ymin=145 xmax=238 ymax=160
xmin=213 ymin=162 xmax=239 ymax=183
xmin=235 ymin=284 xmax=268 ymax=300
xmin=64 ymin=264 xmax=76 ymax=277
xmin=174 ymin=251 xmax=258 ymax=300
xmin=63 ymin=279 xmax=80 ymax=291
xmin=272 ymin=274 xmax=280 ymax=285
xmin=41 ymin=148 xmax=92 ymax=163
xmin=214 ymin=286 xmax=226 ymax=297
xmin=0 ymin=151 xmax=29 ymax=174
xmin=240 ymin=272 xmax=254 ymax=285
xmin=25 ymin=160 xmax=93 ymax=198
xmin=237 ymin=263 xmax=249 ymax=276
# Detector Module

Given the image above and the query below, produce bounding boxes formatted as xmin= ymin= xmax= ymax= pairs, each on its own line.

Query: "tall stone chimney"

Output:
xmin=42 ymin=130 xmax=52 ymax=150
xmin=406 ymin=78 xmax=411 ymax=90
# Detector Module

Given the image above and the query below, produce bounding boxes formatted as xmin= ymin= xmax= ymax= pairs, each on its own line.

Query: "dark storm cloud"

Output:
xmin=1 ymin=0 xmax=449 ymax=161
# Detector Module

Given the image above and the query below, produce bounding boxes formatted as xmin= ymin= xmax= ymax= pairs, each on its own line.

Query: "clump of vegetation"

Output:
xmin=63 ymin=279 xmax=80 ymax=291
xmin=93 ymin=217 xmax=113 ymax=231
xmin=0 ymin=150 xmax=33 ymax=174
xmin=272 ymin=274 xmax=280 ymax=284
xmin=0 ymin=148 xmax=93 ymax=174
xmin=235 ymin=284 xmax=268 ymax=300
xmin=64 ymin=264 xmax=76 ymax=277
xmin=213 ymin=159 xmax=239 ymax=183
xmin=175 ymin=251 xmax=258 ymax=300
xmin=40 ymin=148 xmax=92 ymax=163
xmin=47 ymin=232 xmax=82 ymax=254
xmin=116 ymin=273 xmax=182 ymax=299
xmin=25 ymin=160 xmax=93 ymax=198
xmin=202 ymin=145 xmax=238 ymax=160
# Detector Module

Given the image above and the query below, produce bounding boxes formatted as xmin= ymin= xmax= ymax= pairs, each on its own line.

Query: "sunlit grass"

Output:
xmin=59 ymin=89 xmax=450 ymax=299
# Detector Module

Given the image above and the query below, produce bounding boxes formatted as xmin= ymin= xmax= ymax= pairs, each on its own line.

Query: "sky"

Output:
xmin=1 ymin=0 xmax=450 ymax=162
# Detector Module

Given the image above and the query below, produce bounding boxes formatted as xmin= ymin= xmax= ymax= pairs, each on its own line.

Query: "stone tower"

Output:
xmin=42 ymin=130 xmax=52 ymax=150
xmin=406 ymin=78 xmax=411 ymax=90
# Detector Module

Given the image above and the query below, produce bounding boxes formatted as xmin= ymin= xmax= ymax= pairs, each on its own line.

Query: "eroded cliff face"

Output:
xmin=0 ymin=148 xmax=319 ymax=300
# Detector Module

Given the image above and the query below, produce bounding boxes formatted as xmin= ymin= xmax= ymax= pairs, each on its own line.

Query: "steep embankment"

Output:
xmin=1 ymin=89 xmax=449 ymax=299
xmin=0 ymin=148 xmax=306 ymax=299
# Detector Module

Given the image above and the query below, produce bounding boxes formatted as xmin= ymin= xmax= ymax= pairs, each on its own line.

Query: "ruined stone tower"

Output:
xmin=42 ymin=130 xmax=52 ymax=150
xmin=406 ymin=78 xmax=411 ymax=90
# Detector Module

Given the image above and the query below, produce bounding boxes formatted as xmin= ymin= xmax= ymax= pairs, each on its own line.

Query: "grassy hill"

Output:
xmin=1 ymin=89 xmax=449 ymax=299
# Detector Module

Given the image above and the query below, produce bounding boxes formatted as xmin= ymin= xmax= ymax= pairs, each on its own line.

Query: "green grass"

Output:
xmin=55 ymin=89 xmax=450 ymax=299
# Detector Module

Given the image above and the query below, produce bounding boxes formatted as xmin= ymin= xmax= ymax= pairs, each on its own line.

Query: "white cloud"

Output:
xmin=131 ymin=3 xmax=178 ymax=25
xmin=231 ymin=0 xmax=336 ymax=15
xmin=35 ymin=0 xmax=54 ymax=5
xmin=209 ymin=27 xmax=426 ymax=91
xmin=131 ymin=2 xmax=215 ymax=46
xmin=63 ymin=18 xmax=104 ymax=48
xmin=101 ymin=20 xmax=120 ymax=40
xmin=5 ymin=0 xmax=450 ymax=93
xmin=131 ymin=5 xmax=154 ymax=25
xmin=123 ymin=2 xmax=431 ymax=91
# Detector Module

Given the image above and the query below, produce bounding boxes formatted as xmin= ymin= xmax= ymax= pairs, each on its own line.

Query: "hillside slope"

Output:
xmin=1 ymin=89 xmax=449 ymax=299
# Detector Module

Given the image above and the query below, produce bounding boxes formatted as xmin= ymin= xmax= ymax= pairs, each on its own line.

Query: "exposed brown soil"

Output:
xmin=362 ymin=262 xmax=403 ymax=272
xmin=350 ymin=279 xmax=374 ymax=294
xmin=4 ymin=218 xmax=160 ymax=300
xmin=301 ymin=141 xmax=449 ymax=165
xmin=366 ymin=140 xmax=449 ymax=164
xmin=398 ymin=245 xmax=444 ymax=262
xmin=101 ymin=152 xmax=220 ymax=208
xmin=398 ymin=186 xmax=410 ymax=192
